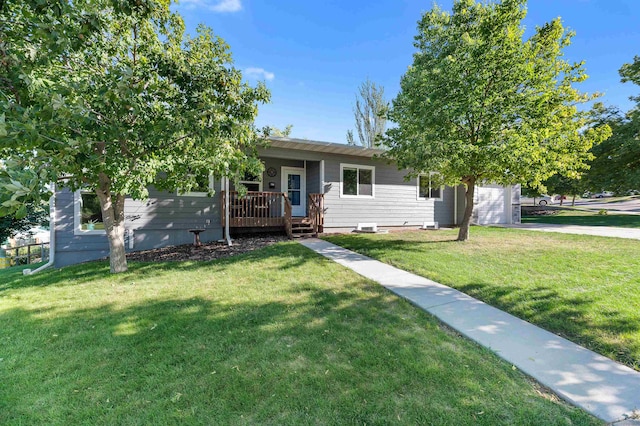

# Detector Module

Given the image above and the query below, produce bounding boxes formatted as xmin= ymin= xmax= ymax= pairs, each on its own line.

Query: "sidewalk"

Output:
xmin=299 ymin=238 xmax=640 ymax=424
xmin=497 ymin=223 xmax=640 ymax=240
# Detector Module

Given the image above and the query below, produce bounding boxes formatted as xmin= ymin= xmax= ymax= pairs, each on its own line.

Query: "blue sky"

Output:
xmin=175 ymin=0 xmax=640 ymax=144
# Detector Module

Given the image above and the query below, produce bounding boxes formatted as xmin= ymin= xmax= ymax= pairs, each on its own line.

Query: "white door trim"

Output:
xmin=281 ymin=166 xmax=306 ymax=216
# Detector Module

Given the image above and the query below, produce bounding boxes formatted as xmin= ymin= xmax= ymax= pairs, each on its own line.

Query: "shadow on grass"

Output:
xmin=0 ymin=242 xmax=316 ymax=293
xmin=0 ymin=280 xmax=599 ymax=425
xmin=457 ymin=281 xmax=640 ymax=370
xmin=323 ymin=234 xmax=459 ymax=257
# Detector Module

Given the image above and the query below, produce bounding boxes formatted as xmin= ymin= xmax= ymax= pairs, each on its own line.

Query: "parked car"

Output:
xmin=592 ymin=191 xmax=614 ymax=198
xmin=537 ymin=195 xmax=554 ymax=206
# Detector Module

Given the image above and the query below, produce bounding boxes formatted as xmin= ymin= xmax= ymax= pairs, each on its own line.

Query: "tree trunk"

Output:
xmin=457 ymin=177 xmax=476 ymax=241
xmin=559 ymin=195 xmax=564 ymax=206
xmin=95 ymin=173 xmax=128 ymax=273
xmin=572 ymin=195 xmax=576 ymax=206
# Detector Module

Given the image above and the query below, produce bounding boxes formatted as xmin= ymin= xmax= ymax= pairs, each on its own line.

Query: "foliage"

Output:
xmin=0 ymin=201 xmax=49 ymax=244
xmin=347 ymin=78 xmax=388 ymax=147
xmin=385 ymin=0 xmax=610 ymax=241
xmin=585 ymin=60 xmax=640 ymax=193
xmin=0 ymin=0 xmax=270 ymax=272
xmin=0 ymin=243 xmax=599 ymax=424
xmin=265 ymin=124 xmax=293 ymax=137
xmin=543 ymin=173 xmax=584 ymax=205
xmin=324 ymin=228 xmax=640 ymax=371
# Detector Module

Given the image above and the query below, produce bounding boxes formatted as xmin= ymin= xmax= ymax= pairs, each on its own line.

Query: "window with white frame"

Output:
xmin=417 ymin=172 xmax=443 ymax=201
xmin=177 ymin=171 xmax=214 ymax=197
xmin=340 ymin=164 xmax=375 ymax=198
xmin=239 ymin=171 xmax=263 ymax=192
xmin=74 ymin=190 xmax=106 ymax=235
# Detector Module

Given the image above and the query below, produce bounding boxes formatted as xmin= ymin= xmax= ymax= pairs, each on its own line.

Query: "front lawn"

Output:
xmin=0 ymin=243 xmax=598 ymax=425
xmin=324 ymin=228 xmax=640 ymax=371
xmin=523 ymin=209 xmax=640 ymax=228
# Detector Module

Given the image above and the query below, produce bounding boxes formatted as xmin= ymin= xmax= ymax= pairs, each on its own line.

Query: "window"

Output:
xmin=73 ymin=190 xmax=105 ymax=235
xmin=417 ymin=173 xmax=443 ymax=201
xmin=239 ymin=171 xmax=263 ymax=192
xmin=177 ymin=171 xmax=214 ymax=197
xmin=340 ymin=164 xmax=375 ymax=198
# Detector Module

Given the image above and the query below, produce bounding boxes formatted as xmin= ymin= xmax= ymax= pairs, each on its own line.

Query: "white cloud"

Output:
xmin=245 ymin=67 xmax=275 ymax=81
xmin=179 ymin=0 xmax=242 ymax=13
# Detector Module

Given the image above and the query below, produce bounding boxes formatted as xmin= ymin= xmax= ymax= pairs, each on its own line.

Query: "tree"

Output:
xmin=265 ymin=125 xmax=293 ymax=137
xmin=0 ymin=0 xmax=270 ymax=273
xmin=544 ymin=174 xmax=583 ymax=206
xmin=385 ymin=0 xmax=610 ymax=241
xmin=585 ymin=60 xmax=640 ymax=193
xmin=347 ymin=79 xmax=388 ymax=147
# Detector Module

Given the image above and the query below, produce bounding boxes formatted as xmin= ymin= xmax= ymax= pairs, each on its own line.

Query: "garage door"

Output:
xmin=477 ymin=186 xmax=506 ymax=224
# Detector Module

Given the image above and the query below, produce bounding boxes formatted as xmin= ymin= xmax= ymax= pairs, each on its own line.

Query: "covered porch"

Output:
xmin=220 ymin=157 xmax=325 ymax=238
xmin=220 ymin=191 xmax=324 ymax=238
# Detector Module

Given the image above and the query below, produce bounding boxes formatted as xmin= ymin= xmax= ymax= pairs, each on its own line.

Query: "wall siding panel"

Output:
xmin=54 ymin=183 xmax=223 ymax=267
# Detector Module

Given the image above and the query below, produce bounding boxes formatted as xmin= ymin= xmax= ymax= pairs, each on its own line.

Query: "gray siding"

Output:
xmin=306 ymin=161 xmax=321 ymax=195
xmin=55 ymin=184 xmax=222 ymax=267
xmin=323 ymin=156 xmax=431 ymax=227
xmin=257 ymin=158 xmax=304 ymax=192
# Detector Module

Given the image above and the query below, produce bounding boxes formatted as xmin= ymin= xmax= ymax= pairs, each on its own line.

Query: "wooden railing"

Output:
xmin=284 ymin=195 xmax=293 ymax=239
xmin=221 ymin=191 xmax=286 ymax=228
xmin=1 ymin=241 xmax=50 ymax=267
xmin=307 ymin=193 xmax=325 ymax=236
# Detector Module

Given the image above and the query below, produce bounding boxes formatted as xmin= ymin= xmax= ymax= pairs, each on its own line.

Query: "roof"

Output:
xmin=267 ymin=136 xmax=384 ymax=158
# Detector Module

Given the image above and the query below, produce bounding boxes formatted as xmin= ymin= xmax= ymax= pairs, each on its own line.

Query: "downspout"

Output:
xmin=23 ymin=187 xmax=55 ymax=275
xmin=224 ymin=177 xmax=232 ymax=246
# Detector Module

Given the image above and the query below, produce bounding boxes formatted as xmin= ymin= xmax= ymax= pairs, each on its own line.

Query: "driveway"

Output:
xmin=498 ymin=223 xmax=640 ymax=240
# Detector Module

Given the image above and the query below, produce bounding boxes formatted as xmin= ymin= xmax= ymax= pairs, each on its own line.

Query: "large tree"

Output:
xmin=0 ymin=0 xmax=269 ymax=272
xmin=586 ymin=59 xmax=640 ymax=193
xmin=385 ymin=0 xmax=610 ymax=240
xmin=347 ymin=79 xmax=388 ymax=148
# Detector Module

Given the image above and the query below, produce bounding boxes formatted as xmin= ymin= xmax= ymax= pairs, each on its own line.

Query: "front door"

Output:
xmin=282 ymin=167 xmax=306 ymax=217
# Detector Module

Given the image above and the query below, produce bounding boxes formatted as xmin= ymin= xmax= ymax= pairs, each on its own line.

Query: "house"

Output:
xmin=51 ymin=137 xmax=520 ymax=267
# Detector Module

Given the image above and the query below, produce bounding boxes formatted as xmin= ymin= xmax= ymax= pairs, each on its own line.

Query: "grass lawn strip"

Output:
xmin=523 ymin=209 xmax=640 ymax=228
xmin=324 ymin=228 xmax=640 ymax=372
xmin=0 ymin=243 xmax=599 ymax=425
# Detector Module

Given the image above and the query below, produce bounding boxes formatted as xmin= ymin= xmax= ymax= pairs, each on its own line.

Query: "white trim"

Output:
xmin=417 ymin=172 xmax=444 ymax=201
xmin=73 ymin=190 xmax=107 ymax=236
xmin=238 ymin=171 xmax=263 ymax=191
xmin=177 ymin=173 xmax=215 ymax=197
xmin=339 ymin=163 xmax=375 ymax=198
xmin=281 ymin=166 xmax=306 ymax=216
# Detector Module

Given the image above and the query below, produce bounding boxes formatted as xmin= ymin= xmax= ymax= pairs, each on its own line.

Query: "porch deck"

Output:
xmin=221 ymin=191 xmax=324 ymax=238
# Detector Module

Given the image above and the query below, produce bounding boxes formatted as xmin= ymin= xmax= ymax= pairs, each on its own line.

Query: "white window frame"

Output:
xmin=417 ymin=172 xmax=444 ymax=201
xmin=73 ymin=190 xmax=107 ymax=236
xmin=340 ymin=163 xmax=375 ymax=198
xmin=177 ymin=173 xmax=215 ymax=197
xmin=239 ymin=175 xmax=263 ymax=192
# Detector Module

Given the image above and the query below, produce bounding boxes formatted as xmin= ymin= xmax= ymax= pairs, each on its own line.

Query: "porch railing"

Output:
xmin=221 ymin=191 xmax=286 ymax=228
xmin=307 ymin=193 xmax=325 ymax=236
xmin=284 ymin=195 xmax=293 ymax=239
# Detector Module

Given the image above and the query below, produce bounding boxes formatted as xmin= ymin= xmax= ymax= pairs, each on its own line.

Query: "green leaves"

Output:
xmin=387 ymin=0 xmax=606 ymax=187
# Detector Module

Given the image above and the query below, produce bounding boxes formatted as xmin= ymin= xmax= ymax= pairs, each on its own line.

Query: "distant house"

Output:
xmin=52 ymin=137 xmax=520 ymax=267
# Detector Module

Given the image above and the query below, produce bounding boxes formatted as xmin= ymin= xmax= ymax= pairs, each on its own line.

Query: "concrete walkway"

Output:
xmin=497 ymin=223 xmax=640 ymax=240
xmin=299 ymin=238 xmax=640 ymax=424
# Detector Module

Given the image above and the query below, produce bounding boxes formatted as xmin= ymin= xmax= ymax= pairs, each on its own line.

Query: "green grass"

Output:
xmin=324 ymin=228 xmax=640 ymax=371
xmin=0 ymin=243 xmax=599 ymax=425
xmin=523 ymin=209 xmax=640 ymax=228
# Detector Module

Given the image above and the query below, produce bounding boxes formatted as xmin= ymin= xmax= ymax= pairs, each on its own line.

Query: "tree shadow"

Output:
xmin=0 ymin=243 xmax=317 ymax=293
xmin=1 ymin=283 xmax=598 ymax=425
xmin=458 ymin=281 xmax=640 ymax=370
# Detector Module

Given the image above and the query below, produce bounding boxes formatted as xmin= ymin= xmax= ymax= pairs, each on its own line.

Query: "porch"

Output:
xmin=221 ymin=191 xmax=324 ymax=238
